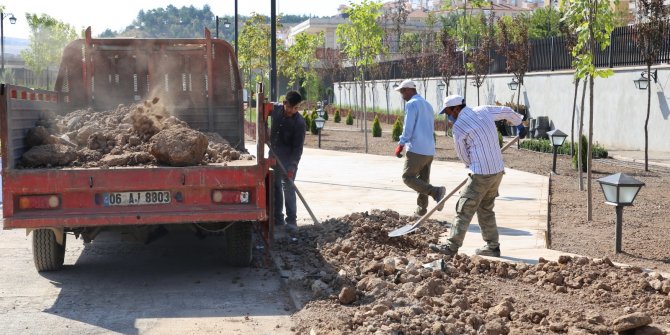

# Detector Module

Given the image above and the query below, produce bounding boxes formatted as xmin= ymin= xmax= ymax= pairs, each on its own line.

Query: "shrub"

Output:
xmin=572 ymin=135 xmax=588 ymax=172
xmin=304 ymin=113 xmax=311 ymax=133
xmin=334 ymin=109 xmax=341 ymax=123
xmin=310 ymin=111 xmax=319 ymax=135
xmin=498 ymin=131 xmax=503 ymax=148
xmin=518 ymin=136 xmax=607 ymax=172
xmin=372 ymin=115 xmax=382 ymax=137
xmin=391 ymin=117 xmax=403 ymax=141
xmin=322 ymin=109 xmax=329 ymax=121
xmin=346 ymin=111 xmax=354 ymax=125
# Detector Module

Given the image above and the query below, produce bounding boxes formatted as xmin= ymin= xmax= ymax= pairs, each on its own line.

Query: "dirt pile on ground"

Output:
xmin=275 ymin=210 xmax=670 ymax=334
xmin=20 ymin=98 xmax=250 ymax=168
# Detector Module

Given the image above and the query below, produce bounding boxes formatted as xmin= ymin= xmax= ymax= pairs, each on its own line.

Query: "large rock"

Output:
xmin=150 ymin=127 xmax=208 ymax=166
xmin=338 ymin=286 xmax=357 ymax=305
xmin=611 ymin=312 xmax=653 ymax=332
xmin=22 ymin=144 xmax=77 ymax=167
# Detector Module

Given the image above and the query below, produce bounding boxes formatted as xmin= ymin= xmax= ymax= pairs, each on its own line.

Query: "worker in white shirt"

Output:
xmin=430 ymin=94 xmax=523 ymax=257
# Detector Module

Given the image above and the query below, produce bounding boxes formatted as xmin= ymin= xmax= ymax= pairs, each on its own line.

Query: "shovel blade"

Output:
xmin=388 ymin=224 xmax=419 ymax=237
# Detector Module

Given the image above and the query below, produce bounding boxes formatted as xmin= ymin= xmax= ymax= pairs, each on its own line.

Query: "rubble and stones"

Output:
xmin=19 ymin=98 xmax=250 ymax=168
xmin=275 ymin=210 xmax=670 ymax=335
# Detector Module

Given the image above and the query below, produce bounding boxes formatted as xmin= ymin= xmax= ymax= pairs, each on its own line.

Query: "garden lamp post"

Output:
xmin=597 ymin=173 xmax=645 ymax=253
xmin=633 ymin=70 xmax=657 ymax=90
xmin=547 ymin=129 xmax=567 ymax=174
xmin=1 ymin=12 xmax=18 ymax=73
xmin=338 ymin=84 xmax=342 ymax=109
xmin=215 ymin=16 xmax=231 ymax=39
xmin=314 ymin=116 xmax=325 ymax=148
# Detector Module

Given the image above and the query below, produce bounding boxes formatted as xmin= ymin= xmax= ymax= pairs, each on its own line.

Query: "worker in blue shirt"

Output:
xmin=394 ymin=80 xmax=446 ymax=217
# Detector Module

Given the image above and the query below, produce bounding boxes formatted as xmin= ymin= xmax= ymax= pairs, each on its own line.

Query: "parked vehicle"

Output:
xmin=0 ymin=28 xmax=275 ymax=271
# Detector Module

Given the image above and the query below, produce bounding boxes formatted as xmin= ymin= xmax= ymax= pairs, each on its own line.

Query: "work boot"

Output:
xmin=429 ymin=243 xmax=457 ymax=257
xmin=285 ymin=221 xmax=298 ymax=234
xmin=475 ymin=246 xmax=501 ymax=257
xmin=433 ymin=186 xmax=446 ymax=211
xmin=414 ymin=207 xmax=427 ymax=218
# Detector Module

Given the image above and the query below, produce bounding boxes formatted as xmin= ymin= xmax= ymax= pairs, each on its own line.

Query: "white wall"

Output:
xmin=335 ymin=65 xmax=670 ymax=152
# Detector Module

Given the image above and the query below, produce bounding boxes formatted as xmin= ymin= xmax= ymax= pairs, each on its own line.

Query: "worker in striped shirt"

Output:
xmin=430 ymin=94 xmax=523 ymax=257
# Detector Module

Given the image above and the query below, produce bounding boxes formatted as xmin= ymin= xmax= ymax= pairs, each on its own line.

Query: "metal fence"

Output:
xmin=336 ymin=25 xmax=670 ymax=82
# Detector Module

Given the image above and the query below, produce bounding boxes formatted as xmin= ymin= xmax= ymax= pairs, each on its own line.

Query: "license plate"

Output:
xmin=103 ymin=191 xmax=171 ymax=206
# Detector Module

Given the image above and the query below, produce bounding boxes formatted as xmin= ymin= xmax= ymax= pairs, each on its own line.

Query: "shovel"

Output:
xmin=388 ymin=136 xmax=519 ymax=237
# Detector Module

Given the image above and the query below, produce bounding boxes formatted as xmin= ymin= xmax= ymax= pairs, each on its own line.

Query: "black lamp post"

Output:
xmin=507 ymin=77 xmax=519 ymax=91
xmin=338 ymin=84 xmax=342 ymax=110
xmin=437 ymin=81 xmax=447 ymax=136
xmin=597 ymin=173 xmax=645 ymax=253
xmin=633 ymin=69 xmax=657 ymax=90
xmin=547 ymin=128 xmax=567 ymax=174
xmin=1 ymin=12 xmax=18 ymax=73
xmin=314 ymin=115 xmax=325 ymax=148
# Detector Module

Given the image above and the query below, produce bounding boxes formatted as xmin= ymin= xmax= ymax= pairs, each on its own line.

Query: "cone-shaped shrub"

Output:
xmin=304 ymin=113 xmax=311 ymax=133
xmin=372 ymin=115 xmax=382 ymax=137
xmin=334 ymin=109 xmax=341 ymax=123
xmin=345 ymin=111 xmax=354 ymax=125
xmin=391 ymin=117 xmax=403 ymax=141
xmin=310 ymin=110 xmax=319 ymax=135
xmin=572 ymin=134 xmax=588 ymax=172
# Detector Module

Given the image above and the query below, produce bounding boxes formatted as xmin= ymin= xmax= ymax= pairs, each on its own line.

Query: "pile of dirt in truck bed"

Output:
xmin=274 ymin=210 xmax=670 ymax=334
xmin=19 ymin=98 xmax=251 ymax=168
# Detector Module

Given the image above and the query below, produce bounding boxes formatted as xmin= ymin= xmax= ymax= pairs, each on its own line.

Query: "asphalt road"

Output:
xmin=0 ymin=222 xmax=295 ymax=335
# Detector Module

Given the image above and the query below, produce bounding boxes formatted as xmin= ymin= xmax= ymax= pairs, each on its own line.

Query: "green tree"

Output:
xmin=561 ymin=0 xmax=617 ymax=220
xmin=391 ymin=117 xmax=403 ymax=141
xmin=336 ymin=0 xmax=384 ymax=153
xmin=528 ymin=7 xmax=562 ymax=39
xmin=280 ymin=32 xmax=324 ymax=100
xmin=238 ymin=13 xmax=272 ymax=105
xmin=372 ymin=115 xmax=382 ymax=137
xmin=497 ymin=15 xmax=530 ymax=117
xmin=469 ymin=13 xmax=495 ymax=105
xmin=635 ymin=0 xmax=668 ymax=171
xmin=20 ymin=13 xmax=78 ymax=89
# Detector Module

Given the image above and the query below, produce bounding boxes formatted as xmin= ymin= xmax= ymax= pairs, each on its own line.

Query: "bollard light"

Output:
xmin=597 ymin=173 xmax=645 ymax=253
xmin=547 ymin=128 xmax=567 ymax=174
xmin=314 ymin=116 xmax=325 ymax=148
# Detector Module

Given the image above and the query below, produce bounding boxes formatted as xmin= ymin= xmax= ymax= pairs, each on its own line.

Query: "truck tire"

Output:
xmin=33 ymin=229 xmax=66 ymax=272
xmin=225 ymin=222 xmax=253 ymax=267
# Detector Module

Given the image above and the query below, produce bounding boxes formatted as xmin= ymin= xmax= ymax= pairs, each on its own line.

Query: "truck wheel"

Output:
xmin=33 ymin=229 xmax=66 ymax=272
xmin=225 ymin=222 xmax=253 ymax=267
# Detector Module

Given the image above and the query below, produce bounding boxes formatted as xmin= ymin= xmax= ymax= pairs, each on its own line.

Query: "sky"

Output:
xmin=1 ymin=0 xmax=351 ymax=40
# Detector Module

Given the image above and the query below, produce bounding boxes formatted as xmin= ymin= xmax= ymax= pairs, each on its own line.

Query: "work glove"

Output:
xmin=287 ymin=169 xmax=295 ymax=180
xmin=394 ymin=144 xmax=404 ymax=158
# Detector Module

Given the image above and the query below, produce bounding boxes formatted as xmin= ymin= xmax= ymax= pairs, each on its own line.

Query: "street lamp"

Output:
xmin=597 ymin=173 xmax=645 ymax=253
xmin=507 ymin=77 xmax=519 ymax=91
xmin=215 ymin=16 xmax=231 ymax=39
xmin=338 ymin=84 xmax=342 ymax=109
xmin=633 ymin=69 xmax=657 ymax=90
xmin=314 ymin=116 xmax=325 ymax=148
xmin=1 ymin=12 xmax=18 ymax=73
xmin=547 ymin=128 xmax=567 ymax=174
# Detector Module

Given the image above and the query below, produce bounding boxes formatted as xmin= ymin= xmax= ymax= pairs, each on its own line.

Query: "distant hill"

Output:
xmin=3 ymin=37 xmax=29 ymax=56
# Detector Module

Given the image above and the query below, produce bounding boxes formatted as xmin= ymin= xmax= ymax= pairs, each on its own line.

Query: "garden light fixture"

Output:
xmin=547 ymin=129 xmax=567 ymax=174
xmin=314 ymin=117 xmax=326 ymax=148
xmin=596 ymin=173 xmax=645 ymax=253
xmin=633 ymin=69 xmax=657 ymax=90
xmin=507 ymin=78 xmax=519 ymax=91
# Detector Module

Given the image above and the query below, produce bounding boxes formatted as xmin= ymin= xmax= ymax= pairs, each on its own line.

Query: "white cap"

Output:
xmin=394 ymin=79 xmax=417 ymax=91
xmin=439 ymin=94 xmax=465 ymax=114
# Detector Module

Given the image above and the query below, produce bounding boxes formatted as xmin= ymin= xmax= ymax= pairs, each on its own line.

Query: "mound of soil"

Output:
xmin=20 ymin=98 xmax=250 ymax=168
xmin=275 ymin=210 xmax=670 ymax=335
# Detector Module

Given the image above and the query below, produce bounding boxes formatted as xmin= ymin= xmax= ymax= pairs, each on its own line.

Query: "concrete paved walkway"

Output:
xmin=290 ymin=146 xmax=570 ymax=264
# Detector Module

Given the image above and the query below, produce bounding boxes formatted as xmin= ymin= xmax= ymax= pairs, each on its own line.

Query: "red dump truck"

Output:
xmin=0 ymin=28 xmax=275 ymax=271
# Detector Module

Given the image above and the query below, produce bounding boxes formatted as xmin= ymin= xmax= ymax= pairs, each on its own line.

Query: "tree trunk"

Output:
xmin=445 ymin=81 xmax=450 ymax=136
xmin=578 ymin=75 xmax=587 ymax=191
xmin=645 ymin=64 xmax=651 ymax=171
xmin=477 ymin=86 xmax=480 ymax=105
xmin=587 ymin=3 xmax=596 ymax=222
xmin=362 ymin=68 xmax=368 ymax=153
xmin=385 ymin=82 xmax=390 ymax=123
xmin=570 ymin=78 xmax=580 ymax=156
